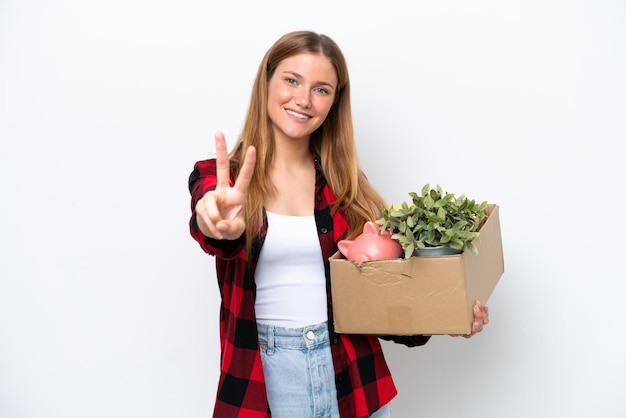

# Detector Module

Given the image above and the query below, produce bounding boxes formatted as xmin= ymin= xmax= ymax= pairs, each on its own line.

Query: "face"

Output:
xmin=267 ymin=53 xmax=338 ymax=143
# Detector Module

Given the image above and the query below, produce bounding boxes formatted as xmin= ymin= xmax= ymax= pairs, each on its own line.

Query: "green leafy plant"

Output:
xmin=376 ymin=184 xmax=488 ymax=259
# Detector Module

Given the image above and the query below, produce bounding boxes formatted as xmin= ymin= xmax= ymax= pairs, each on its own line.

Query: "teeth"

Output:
xmin=286 ymin=109 xmax=310 ymax=119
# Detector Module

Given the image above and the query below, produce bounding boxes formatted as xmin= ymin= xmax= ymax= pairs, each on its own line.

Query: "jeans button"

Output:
xmin=306 ymin=330 xmax=315 ymax=340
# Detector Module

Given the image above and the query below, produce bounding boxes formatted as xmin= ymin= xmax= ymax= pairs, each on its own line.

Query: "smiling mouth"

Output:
xmin=285 ymin=108 xmax=311 ymax=120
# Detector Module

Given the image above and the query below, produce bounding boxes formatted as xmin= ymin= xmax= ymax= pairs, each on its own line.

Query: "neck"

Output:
xmin=272 ymin=136 xmax=312 ymax=167
xmin=266 ymin=137 xmax=316 ymax=216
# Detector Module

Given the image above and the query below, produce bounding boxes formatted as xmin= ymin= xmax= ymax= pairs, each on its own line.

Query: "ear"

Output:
xmin=363 ymin=221 xmax=379 ymax=235
xmin=338 ymin=240 xmax=352 ymax=257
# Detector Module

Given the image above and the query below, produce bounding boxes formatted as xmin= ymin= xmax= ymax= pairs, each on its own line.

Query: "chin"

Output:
xmin=277 ymin=128 xmax=315 ymax=142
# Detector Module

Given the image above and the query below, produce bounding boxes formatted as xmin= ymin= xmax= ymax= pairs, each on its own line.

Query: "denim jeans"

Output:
xmin=257 ymin=321 xmax=392 ymax=418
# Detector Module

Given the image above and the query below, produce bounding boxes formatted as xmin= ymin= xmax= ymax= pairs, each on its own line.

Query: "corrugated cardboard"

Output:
xmin=329 ymin=204 xmax=504 ymax=335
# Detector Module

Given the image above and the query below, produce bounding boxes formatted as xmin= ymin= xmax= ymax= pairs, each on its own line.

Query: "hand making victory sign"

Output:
xmin=195 ymin=131 xmax=256 ymax=240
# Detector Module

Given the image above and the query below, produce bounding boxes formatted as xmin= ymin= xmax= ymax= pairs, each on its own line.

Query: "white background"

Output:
xmin=1 ymin=1 xmax=625 ymax=417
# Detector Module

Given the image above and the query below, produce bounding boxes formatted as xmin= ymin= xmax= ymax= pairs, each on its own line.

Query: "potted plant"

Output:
xmin=376 ymin=184 xmax=488 ymax=259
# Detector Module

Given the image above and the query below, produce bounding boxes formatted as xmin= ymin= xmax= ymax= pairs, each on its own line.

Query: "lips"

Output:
xmin=285 ymin=108 xmax=311 ymax=120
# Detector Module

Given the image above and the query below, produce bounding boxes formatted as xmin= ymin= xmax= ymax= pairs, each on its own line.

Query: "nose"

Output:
xmin=295 ymin=89 xmax=312 ymax=108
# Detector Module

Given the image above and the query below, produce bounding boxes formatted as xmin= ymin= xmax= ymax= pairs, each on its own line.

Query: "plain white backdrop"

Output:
xmin=1 ymin=1 xmax=625 ymax=417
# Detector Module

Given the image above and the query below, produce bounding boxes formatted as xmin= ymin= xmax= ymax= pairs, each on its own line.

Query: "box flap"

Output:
xmin=464 ymin=204 xmax=504 ymax=307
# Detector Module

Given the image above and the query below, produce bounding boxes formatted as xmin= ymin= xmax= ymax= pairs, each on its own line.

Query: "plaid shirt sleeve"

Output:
xmin=188 ymin=155 xmax=430 ymax=418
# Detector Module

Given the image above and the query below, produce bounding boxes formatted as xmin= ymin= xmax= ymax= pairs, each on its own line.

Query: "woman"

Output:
xmin=188 ymin=30 xmax=489 ymax=418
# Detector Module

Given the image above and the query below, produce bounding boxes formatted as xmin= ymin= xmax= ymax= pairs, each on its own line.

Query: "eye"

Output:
xmin=314 ymin=87 xmax=329 ymax=95
xmin=285 ymin=78 xmax=298 ymax=86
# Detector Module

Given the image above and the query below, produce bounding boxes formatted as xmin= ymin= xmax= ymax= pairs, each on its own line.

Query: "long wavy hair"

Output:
xmin=230 ymin=30 xmax=387 ymax=256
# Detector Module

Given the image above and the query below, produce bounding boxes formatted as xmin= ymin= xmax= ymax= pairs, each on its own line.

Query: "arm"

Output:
xmin=188 ymin=132 xmax=256 ymax=257
xmin=378 ymin=334 xmax=431 ymax=347
xmin=188 ymin=158 xmax=243 ymax=257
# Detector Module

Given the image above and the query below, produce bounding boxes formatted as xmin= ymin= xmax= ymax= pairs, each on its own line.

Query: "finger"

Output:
xmin=195 ymin=197 xmax=223 ymax=239
xmin=214 ymin=131 xmax=231 ymax=189
xmin=216 ymin=218 xmax=245 ymax=240
xmin=473 ymin=302 xmax=482 ymax=321
xmin=233 ymin=145 xmax=256 ymax=194
xmin=472 ymin=319 xmax=483 ymax=334
xmin=204 ymin=194 xmax=225 ymax=232
xmin=469 ymin=301 xmax=485 ymax=335
xmin=473 ymin=300 xmax=486 ymax=323
xmin=474 ymin=302 xmax=489 ymax=325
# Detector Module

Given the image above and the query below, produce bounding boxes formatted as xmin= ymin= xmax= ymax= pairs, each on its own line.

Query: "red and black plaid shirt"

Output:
xmin=188 ymin=153 xmax=430 ymax=418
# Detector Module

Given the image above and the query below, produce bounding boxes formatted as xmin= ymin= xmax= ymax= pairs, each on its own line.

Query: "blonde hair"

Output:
xmin=230 ymin=31 xmax=386 ymax=256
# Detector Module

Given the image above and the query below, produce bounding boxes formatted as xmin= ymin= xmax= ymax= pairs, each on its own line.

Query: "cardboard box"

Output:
xmin=329 ymin=204 xmax=504 ymax=335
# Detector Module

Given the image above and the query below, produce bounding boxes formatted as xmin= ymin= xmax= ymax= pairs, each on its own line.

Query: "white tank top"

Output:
xmin=254 ymin=211 xmax=328 ymax=327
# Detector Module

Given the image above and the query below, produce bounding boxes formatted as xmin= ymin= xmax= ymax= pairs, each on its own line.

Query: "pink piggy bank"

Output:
xmin=338 ymin=221 xmax=403 ymax=265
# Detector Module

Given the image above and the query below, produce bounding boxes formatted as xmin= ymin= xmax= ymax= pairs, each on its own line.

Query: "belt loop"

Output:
xmin=267 ymin=325 xmax=275 ymax=355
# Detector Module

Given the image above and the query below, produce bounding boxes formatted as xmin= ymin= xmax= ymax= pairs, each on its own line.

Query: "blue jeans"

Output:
xmin=257 ymin=321 xmax=392 ymax=418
